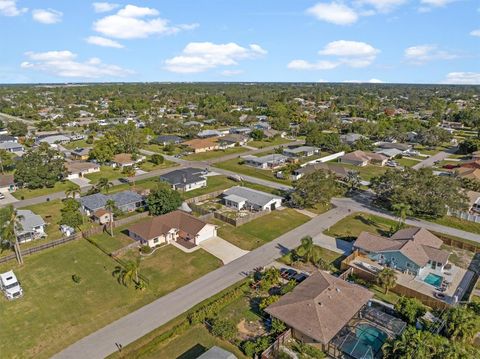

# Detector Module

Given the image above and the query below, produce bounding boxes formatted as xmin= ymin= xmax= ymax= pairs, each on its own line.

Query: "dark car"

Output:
xmin=118 ymin=178 xmax=129 ymax=184
xmin=293 ymin=273 xmax=308 ymax=283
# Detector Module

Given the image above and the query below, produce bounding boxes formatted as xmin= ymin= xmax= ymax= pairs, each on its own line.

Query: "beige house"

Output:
xmin=93 ymin=209 xmax=112 ymax=225
xmin=183 ymin=138 xmax=220 ymax=153
xmin=65 ymin=161 xmax=100 ymax=179
xmin=112 ymin=153 xmax=145 ymax=168
xmin=339 ymin=150 xmax=387 ymax=167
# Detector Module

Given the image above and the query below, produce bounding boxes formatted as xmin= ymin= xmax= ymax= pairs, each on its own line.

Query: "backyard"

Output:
xmin=12 ymin=181 xmax=75 ymax=200
xmin=183 ymin=147 xmax=248 ymax=161
xmin=0 ymin=239 xmax=221 ymax=359
xmin=214 ymin=208 xmax=309 ymax=250
xmin=333 ymin=162 xmax=387 ymax=181
xmin=248 ymin=137 xmax=293 ymax=148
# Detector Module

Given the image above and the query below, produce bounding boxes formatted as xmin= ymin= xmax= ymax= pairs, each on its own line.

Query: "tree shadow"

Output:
xmin=176 ymin=344 xmax=207 ymax=359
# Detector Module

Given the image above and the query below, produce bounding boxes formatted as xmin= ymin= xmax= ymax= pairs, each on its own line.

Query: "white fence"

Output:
xmin=448 ymin=210 xmax=480 ymax=223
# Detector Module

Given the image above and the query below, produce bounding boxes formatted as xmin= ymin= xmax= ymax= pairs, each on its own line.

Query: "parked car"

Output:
xmin=294 ymin=273 xmax=308 ymax=283
xmin=0 ymin=193 xmax=5 ymax=200
xmin=386 ymin=160 xmax=398 ymax=167
xmin=228 ymin=174 xmax=243 ymax=182
xmin=118 ymin=177 xmax=129 ymax=184
xmin=0 ymin=270 xmax=23 ymax=300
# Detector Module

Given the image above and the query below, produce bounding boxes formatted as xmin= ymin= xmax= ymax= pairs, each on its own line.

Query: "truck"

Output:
xmin=0 ymin=270 xmax=23 ymax=300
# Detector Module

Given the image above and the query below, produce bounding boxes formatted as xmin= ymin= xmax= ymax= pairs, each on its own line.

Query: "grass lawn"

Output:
xmin=23 ymin=199 xmax=64 ymax=240
xmin=107 ymin=178 xmax=162 ymax=194
xmin=280 ymin=244 xmax=345 ymax=271
xmin=85 ymin=165 xmax=124 ymax=183
xmin=370 ymin=284 xmax=401 ymax=304
xmin=0 ymin=240 xmax=221 ymax=359
xmin=183 ymin=147 xmax=248 ymax=161
xmin=12 ymin=181 xmax=76 ymax=200
xmin=214 ymin=208 xmax=309 ymax=250
xmin=138 ymin=158 xmax=176 ymax=172
xmin=334 ymin=162 xmax=387 ymax=181
xmin=142 ymin=144 xmax=183 ymax=156
xmin=397 ymin=158 xmax=421 ymax=167
xmin=213 ymin=158 xmax=291 ymax=185
xmin=87 ymin=225 xmax=136 ymax=253
xmin=248 ymin=137 xmax=293 ymax=148
xmin=63 ymin=139 xmax=91 ymax=150
xmin=324 ymin=212 xmax=397 ymax=241
xmin=182 ymin=176 xmax=238 ymax=199
xmin=432 ymin=216 xmax=480 ymax=235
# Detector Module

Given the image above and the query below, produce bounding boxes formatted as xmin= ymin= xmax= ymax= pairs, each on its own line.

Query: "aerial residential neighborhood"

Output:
xmin=0 ymin=2 xmax=480 ymax=359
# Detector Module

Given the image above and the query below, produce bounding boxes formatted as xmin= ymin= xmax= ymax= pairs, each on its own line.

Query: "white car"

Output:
xmin=386 ymin=161 xmax=398 ymax=167
xmin=0 ymin=193 xmax=5 ymax=200
xmin=0 ymin=270 xmax=23 ymax=300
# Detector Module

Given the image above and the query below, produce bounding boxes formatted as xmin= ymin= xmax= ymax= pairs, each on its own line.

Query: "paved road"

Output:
xmin=53 ymin=205 xmax=352 ymax=359
xmin=412 ymin=147 xmax=457 ymax=170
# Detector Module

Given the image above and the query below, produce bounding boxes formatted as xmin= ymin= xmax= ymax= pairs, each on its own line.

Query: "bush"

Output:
xmin=150 ymin=154 xmax=164 ymax=165
xmin=395 ymin=297 xmax=427 ymax=325
xmin=140 ymin=245 xmax=152 ymax=254
xmin=241 ymin=336 xmax=272 ymax=357
xmin=72 ymin=274 xmax=82 ymax=284
xmin=210 ymin=318 xmax=237 ymax=341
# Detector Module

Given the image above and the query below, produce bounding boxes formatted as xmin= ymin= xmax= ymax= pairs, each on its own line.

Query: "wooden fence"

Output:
xmin=261 ymin=329 xmax=292 ymax=359
xmin=185 ymin=190 xmax=225 ymax=204
xmin=189 ymin=201 xmax=270 ymax=227
xmin=0 ymin=233 xmax=81 ymax=264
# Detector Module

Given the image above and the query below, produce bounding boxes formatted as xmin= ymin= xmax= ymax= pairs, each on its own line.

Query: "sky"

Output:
xmin=0 ymin=0 xmax=479 ymax=84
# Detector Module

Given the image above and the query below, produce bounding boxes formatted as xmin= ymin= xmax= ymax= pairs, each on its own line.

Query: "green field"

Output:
xmin=333 ymin=162 xmax=387 ymax=181
xmin=84 ymin=165 xmax=124 ymax=183
xmin=138 ymin=158 xmax=177 ymax=172
xmin=397 ymin=157 xmax=421 ymax=167
xmin=63 ymin=139 xmax=91 ymax=150
xmin=248 ymin=137 xmax=293 ymax=148
xmin=0 ymin=240 xmax=221 ymax=358
xmin=432 ymin=215 xmax=480 ymax=235
xmin=183 ymin=147 xmax=248 ymax=161
xmin=215 ymin=208 xmax=309 ymax=250
xmin=213 ymin=158 xmax=291 ymax=185
xmin=182 ymin=175 xmax=238 ymax=199
xmin=13 ymin=181 xmax=76 ymax=200
xmin=280 ymin=244 xmax=345 ymax=271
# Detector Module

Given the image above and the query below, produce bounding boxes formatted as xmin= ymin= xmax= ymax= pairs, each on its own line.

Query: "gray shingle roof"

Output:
xmin=223 ymin=186 xmax=282 ymax=207
xmin=160 ymin=168 xmax=206 ymax=186
xmin=79 ymin=191 xmax=143 ymax=211
xmin=17 ymin=210 xmax=45 ymax=235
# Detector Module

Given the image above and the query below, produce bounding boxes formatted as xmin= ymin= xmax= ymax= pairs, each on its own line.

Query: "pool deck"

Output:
xmin=350 ymin=257 xmax=472 ymax=305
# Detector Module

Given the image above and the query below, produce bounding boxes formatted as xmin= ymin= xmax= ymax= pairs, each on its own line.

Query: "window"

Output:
xmin=153 ymin=238 xmax=159 ymax=243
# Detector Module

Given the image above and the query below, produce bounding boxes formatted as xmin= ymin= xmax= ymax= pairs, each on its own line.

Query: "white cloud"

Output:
xmin=287 ymin=59 xmax=339 ymax=70
xmin=93 ymin=4 xmax=197 ymax=39
xmin=356 ymin=0 xmax=407 ymax=13
xmin=470 ymin=29 xmax=480 ymax=37
xmin=164 ymin=42 xmax=267 ymax=73
xmin=221 ymin=69 xmax=244 ymax=76
xmin=86 ymin=36 xmax=124 ymax=48
xmin=404 ymin=44 xmax=457 ymax=64
xmin=368 ymin=78 xmax=384 ymax=83
xmin=307 ymin=2 xmax=358 ymax=25
xmin=32 ymin=9 xmax=63 ymax=24
xmin=288 ymin=40 xmax=379 ymax=71
xmin=343 ymin=78 xmax=385 ymax=83
xmin=0 ymin=0 xmax=27 ymax=16
xmin=420 ymin=0 xmax=455 ymax=7
xmin=444 ymin=72 xmax=480 ymax=85
xmin=21 ymin=50 xmax=133 ymax=78
xmin=93 ymin=2 xmax=120 ymax=13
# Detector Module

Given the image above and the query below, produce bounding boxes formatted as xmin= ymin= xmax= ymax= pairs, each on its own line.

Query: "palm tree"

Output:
xmin=345 ymin=171 xmax=361 ymax=192
xmin=377 ymin=268 xmax=397 ymax=294
xmin=300 ymin=236 xmax=315 ymax=264
xmin=0 ymin=149 xmax=11 ymax=174
xmin=392 ymin=203 xmax=411 ymax=230
xmin=105 ymin=199 xmax=116 ymax=237
xmin=112 ymin=257 xmax=146 ymax=289
xmin=0 ymin=205 xmax=24 ymax=264
xmin=444 ymin=306 xmax=480 ymax=343
xmin=122 ymin=166 xmax=136 ymax=190
xmin=65 ymin=184 xmax=81 ymax=199
xmin=97 ymin=177 xmax=113 ymax=194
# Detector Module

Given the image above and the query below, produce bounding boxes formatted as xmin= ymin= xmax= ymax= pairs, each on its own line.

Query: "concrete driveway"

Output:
xmin=0 ymin=191 xmax=18 ymax=205
xmin=69 ymin=177 xmax=91 ymax=188
xmin=199 ymin=237 xmax=249 ymax=264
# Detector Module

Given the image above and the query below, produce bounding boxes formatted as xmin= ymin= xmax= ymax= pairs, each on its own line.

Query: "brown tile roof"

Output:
xmin=127 ymin=210 xmax=209 ymax=241
xmin=391 ymin=227 xmax=443 ymax=248
xmin=354 ymin=232 xmax=404 ymax=252
xmin=341 ymin=150 xmax=387 ymax=163
xmin=422 ymin=245 xmax=450 ymax=264
xmin=0 ymin=174 xmax=14 ymax=187
xmin=94 ymin=209 xmax=110 ymax=217
xmin=65 ymin=161 xmax=100 ymax=173
xmin=265 ymin=271 xmax=373 ymax=345
xmin=456 ymin=167 xmax=480 ymax=180
xmin=183 ymin=137 xmax=219 ymax=150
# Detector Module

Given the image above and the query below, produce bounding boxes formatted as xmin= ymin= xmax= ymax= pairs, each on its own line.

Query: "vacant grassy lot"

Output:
xmin=215 ymin=208 xmax=309 ymax=250
xmin=280 ymin=244 xmax=345 ymax=271
xmin=397 ymin=157 xmax=421 ymax=167
xmin=183 ymin=147 xmax=248 ymax=161
xmin=432 ymin=216 xmax=480 ymax=235
xmin=182 ymin=175 xmax=238 ymax=199
xmin=13 ymin=181 xmax=75 ymax=200
xmin=213 ymin=158 xmax=290 ymax=185
xmin=63 ymin=139 xmax=91 ymax=150
xmin=248 ymin=137 xmax=293 ymax=148
xmin=334 ymin=162 xmax=387 ymax=181
xmin=138 ymin=158 xmax=176 ymax=172
xmin=0 ymin=240 xmax=221 ymax=359
xmin=85 ymin=165 xmax=124 ymax=183
xmin=324 ymin=212 xmax=397 ymax=241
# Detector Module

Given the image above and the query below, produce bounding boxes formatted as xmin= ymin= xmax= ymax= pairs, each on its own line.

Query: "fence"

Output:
xmin=185 ymin=189 xmax=225 ymax=204
xmin=302 ymin=151 xmax=345 ymax=167
xmin=261 ymin=329 xmax=292 ymax=359
xmin=0 ymin=233 xmax=81 ymax=265
xmin=189 ymin=201 xmax=270 ymax=227
xmin=448 ymin=209 xmax=480 ymax=224
xmin=82 ymin=211 xmax=150 ymax=237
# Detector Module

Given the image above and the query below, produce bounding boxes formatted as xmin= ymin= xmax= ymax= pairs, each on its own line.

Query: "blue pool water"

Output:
xmin=424 ymin=273 xmax=443 ymax=287
xmin=340 ymin=323 xmax=388 ymax=359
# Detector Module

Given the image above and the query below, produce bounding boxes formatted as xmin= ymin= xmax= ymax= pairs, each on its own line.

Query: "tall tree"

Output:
xmin=105 ymin=199 xmax=116 ymax=237
xmin=65 ymin=184 xmax=81 ymax=199
xmin=290 ymin=170 xmax=344 ymax=208
xmin=97 ymin=177 xmax=113 ymax=194
xmin=377 ymin=268 xmax=397 ymax=294
xmin=146 ymin=184 xmax=182 ymax=215
xmin=112 ymin=257 xmax=146 ymax=289
xmin=0 ymin=205 xmax=24 ymax=264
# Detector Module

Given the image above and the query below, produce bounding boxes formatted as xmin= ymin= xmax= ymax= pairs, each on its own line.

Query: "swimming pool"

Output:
xmin=339 ymin=323 xmax=388 ymax=359
xmin=424 ymin=273 xmax=443 ymax=287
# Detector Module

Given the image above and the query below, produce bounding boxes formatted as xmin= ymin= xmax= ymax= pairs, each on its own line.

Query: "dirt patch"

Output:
xmin=442 ymin=245 xmax=480 ymax=274
xmin=237 ymin=319 xmax=266 ymax=340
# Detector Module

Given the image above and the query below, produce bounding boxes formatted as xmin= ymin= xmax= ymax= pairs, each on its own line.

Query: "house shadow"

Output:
xmin=276 ymin=244 xmax=290 ymax=257
xmin=177 ymin=344 xmax=207 ymax=359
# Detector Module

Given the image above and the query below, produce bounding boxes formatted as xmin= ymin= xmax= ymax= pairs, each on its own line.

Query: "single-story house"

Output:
xmin=92 ymin=209 xmax=113 ymax=225
xmin=339 ymin=150 xmax=387 ymax=167
xmin=219 ymin=134 xmax=248 ymax=147
xmin=0 ymin=141 xmax=24 ymax=153
xmin=455 ymin=167 xmax=480 ymax=182
xmin=183 ymin=138 xmax=219 ymax=153
xmin=65 ymin=161 xmax=100 ymax=179
xmin=38 ymin=134 xmax=71 ymax=145
xmin=152 ymin=135 xmax=183 ymax=146
xmin=0 ymin=134 xmax=17 ymax=143
xmin=467 ymin=191 xmax=480 ymax=213
xmin=291 ymin=163 xmax=352 ymax=181
xmin=265 ymin=271 xmax=373 ymax=350
xmin=375 ymin=148 xmax=403 ymax=159
xmin=70 ymin=147 xmax=91 ymax=161
xmin=128 ymin=210 xmax=216 ymax=247
xmin=340 ymin=133 xmax=365 ymax=145
xmin=184 ymin=121 xmax=204 ymax=128
xmin=160 ymin=168 xmax=207 ymax=192
xmin=353 ymin=227 xmax=449 ymax=276
xmin=0 ymin=174 xmax=16 ymax=192
xmin=197 ymin=129 xmax=224 ymax=138
xmin=242 ymin=154 xmax=289 ymax=169
xmin=376 ymin=142 xmax=412 ymax=152
xmin=263 ymin=129 xmax=286 ymax=138
xmin=283 ymin=146 xmax=320 ymax=158
xmin=197 ymin=346 xmax=237 ymax=359
xmin=222 ymin=186 xmax=283 ymax=211
xmin=16 ymin=209 xmax=47 ymax=243
xmin=252 ymin=122 xmax=271 ymax=130
xmin=229 ymin=127 xmax=252 ymax=135
xmin=78 ymin=191 xmax=144 ymax=216
xmin=111 ymin=153 xmax=145 ymax=168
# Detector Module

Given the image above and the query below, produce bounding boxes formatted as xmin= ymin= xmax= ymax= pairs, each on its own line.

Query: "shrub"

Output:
xmin=140 ymin=245 xmax=152 ymax=254
xmin=150 ymin=154 xmax=164 ymax=165
xmin=210 ymin=318 xmax=237 ymax=341
xmin=72 ymin=274 xmax=82 ymax=284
